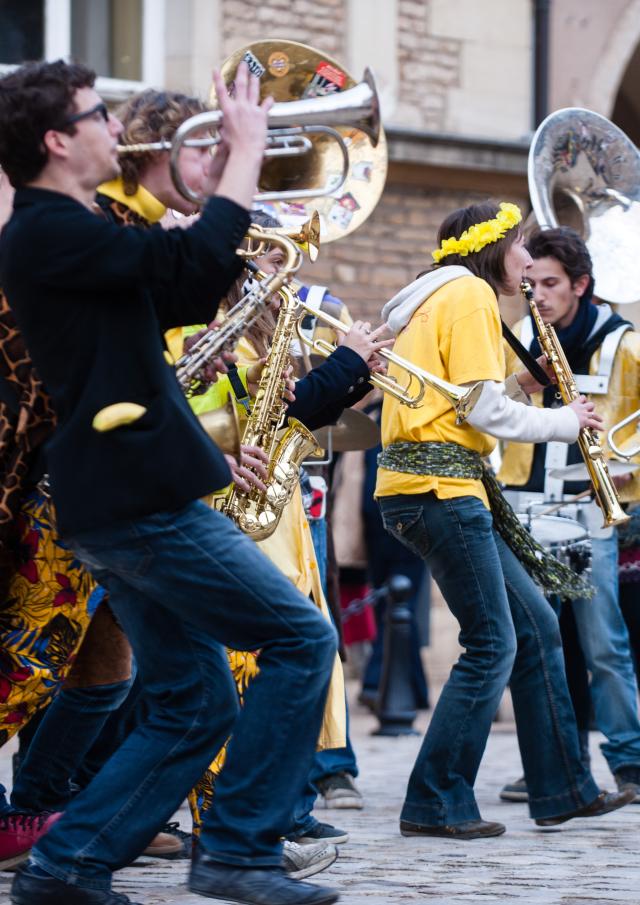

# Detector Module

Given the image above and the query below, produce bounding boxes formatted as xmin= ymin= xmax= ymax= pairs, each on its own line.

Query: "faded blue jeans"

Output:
xmin=571 ymin=531 xmax=640 ymax=772
xmin=31 ymin=501 xmax=336 ymax=891
xmin=379 ymin=492 xmax=600 ymax=824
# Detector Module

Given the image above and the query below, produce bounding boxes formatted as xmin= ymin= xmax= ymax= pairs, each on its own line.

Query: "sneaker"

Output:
xmin=499 ymin=776 xmax=529 ymax=803
xmin=0 ymin=812 xmax=62 ymax=870
xmin=614 ymin=766 xmax=640 ymax=803
xmin=282 ymin=840 xmax=338 ymax=879
xmin=289 ymin=821 xmax=349 ymax=845
xmin=190 ymin=852 xmax=339 ymax=905
xmin=142 ymin=821 xmax=192 ymax=859
xmin=316 ymin=772 xmax=364 ymax=810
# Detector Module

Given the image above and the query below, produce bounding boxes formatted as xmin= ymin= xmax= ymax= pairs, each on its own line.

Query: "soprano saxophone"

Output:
xmin=520 ymin=279 xmax=629 ymax=528
xmin=224 ymin=240 xmax=319 ymax=541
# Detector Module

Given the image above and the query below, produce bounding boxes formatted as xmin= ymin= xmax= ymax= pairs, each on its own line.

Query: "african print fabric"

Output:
xmin=0 ymin=487 xmax=101 ymax=746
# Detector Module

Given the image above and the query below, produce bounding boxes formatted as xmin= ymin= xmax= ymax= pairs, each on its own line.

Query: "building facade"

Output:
xmin=1 ymin=0 xmax=639 ymax=323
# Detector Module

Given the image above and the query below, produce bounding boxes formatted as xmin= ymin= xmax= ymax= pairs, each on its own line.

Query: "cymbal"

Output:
xmin=548 ymin=460 xmax=640 ymax=482
xmin=312 ymin=408 xmax=380 ymax=452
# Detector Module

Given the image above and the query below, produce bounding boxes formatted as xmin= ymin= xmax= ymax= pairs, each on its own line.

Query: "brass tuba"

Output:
xmin=215 ymin=40 xmax=388 ymax=244
xmin=528 ymin=108 xmax=640 ymax=304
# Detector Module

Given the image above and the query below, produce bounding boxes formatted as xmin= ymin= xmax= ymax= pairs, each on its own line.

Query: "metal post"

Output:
xmin=372 ymin=574 xmax=419 ymax=737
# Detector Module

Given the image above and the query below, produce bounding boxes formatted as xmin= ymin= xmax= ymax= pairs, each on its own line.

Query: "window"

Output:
xmin=0 ymin=0 xmax=45 ymax=63
xmin=71 ymin=0 xmax=143 ymax=82
xmin=0 ymin=0 xmax=164 ymax=100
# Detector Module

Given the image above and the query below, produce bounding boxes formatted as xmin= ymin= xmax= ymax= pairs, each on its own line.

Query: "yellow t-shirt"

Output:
xmin=376 ymin=275 xmax=505 ymax=507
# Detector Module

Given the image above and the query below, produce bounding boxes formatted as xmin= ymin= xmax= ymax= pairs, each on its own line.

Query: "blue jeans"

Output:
xmin=32 ymin=501 xmax=336 ymax=891
xmin=11 ymin=679 xmax=133 ymax=813
xmin=379 ymin=492 xmax=600 ymax=824
xmin=571 ymin=531 xmax=640 ymax=772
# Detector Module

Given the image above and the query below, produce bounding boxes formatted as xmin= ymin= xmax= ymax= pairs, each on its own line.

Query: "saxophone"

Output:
xmin=520 ymin=279 xmax=629 ymax=528
xmin=224 ymin=247 xmax=319 ymax=541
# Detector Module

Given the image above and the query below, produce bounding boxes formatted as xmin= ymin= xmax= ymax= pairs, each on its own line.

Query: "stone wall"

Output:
xmin=296 ymin=178 xmax=529 ymax=325
xmin=220 ymin=0 xmax=347 ymax=61
xmin=395 ymin=0 xmax=461 ymax=131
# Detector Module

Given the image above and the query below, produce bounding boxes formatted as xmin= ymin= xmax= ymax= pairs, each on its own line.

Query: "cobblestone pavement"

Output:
xmin=1 ymin=687 xmax=638 ymax=905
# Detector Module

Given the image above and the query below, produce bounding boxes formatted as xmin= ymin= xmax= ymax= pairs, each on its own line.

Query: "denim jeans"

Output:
xmin=31 ymin=501 xmax=336 ymax=891
xmin=378 ymin=492 xmax=600 ymax=824
xmin=11 ymin=679 xmax=133 ymax=813
xmin=570 ymin=531 xmax=640 ymax=772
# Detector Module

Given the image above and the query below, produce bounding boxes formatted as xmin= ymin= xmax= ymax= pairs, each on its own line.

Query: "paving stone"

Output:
xmin=0 ymin=686 xmax=638 ymax=904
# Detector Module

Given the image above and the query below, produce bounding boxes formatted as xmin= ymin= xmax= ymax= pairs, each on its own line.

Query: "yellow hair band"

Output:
xmin=432 ymin=202 xmax=522 ymax=264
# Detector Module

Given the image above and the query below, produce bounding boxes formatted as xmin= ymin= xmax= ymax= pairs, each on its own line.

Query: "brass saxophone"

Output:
xmin=520 ymin=279 xmax=629 ymax=528
xmin=224 ymin=241 xmax=319 ymax=541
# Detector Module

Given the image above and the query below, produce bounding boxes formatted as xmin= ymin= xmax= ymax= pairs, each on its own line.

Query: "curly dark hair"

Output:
xmin=526 ymin=226 xmax=593 ymax=285
xmin=429 ymin=201 xmax=522 ymax=297
xmin=0 ymin=59 xmax=95 ymax=187
xmin=116 ymin=90 xmax=208 ymax=195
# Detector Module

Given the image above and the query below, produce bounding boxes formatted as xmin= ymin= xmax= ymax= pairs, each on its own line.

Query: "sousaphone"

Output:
xmin=529 ymin=107 xmax=640 ymax=304
xmin=214 ymin=40 xmax=388 ymax=243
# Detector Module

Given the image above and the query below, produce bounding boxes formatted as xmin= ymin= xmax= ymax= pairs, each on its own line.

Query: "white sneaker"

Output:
xmin=281 ymin=840 xmax=338 ymax=879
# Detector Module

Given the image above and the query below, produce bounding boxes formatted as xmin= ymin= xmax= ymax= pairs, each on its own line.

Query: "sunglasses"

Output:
xmin=63 ymin=102 xmax=110 ymax=127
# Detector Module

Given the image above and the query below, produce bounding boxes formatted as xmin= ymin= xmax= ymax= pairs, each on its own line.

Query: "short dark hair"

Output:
xmin=526 ymin=226 xmax=593 ymax=285
xmin=432 ymin=201 xmax=521 ymax=296
xmin=0 ymin=59 xmax=95 ymax=187
xmin=116 ymin=89 xmax=207 ymax=195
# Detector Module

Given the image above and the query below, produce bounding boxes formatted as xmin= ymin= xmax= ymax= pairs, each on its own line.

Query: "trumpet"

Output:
xmin=117 ymin=70 xmax=380 ymax=206
xmin=293 ymin=295 xmax=482 ymax=422
xmin=608 ymin=408 xmax=640 ymax=460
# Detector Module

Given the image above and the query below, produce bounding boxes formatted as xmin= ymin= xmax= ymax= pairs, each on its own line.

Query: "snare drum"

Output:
xmin=517 ymin=514 xmax=592 ymax=574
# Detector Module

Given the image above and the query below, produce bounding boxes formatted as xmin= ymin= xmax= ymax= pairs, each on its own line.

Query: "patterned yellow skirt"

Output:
xmin=0 ymin=488 xmax=99 ymax=746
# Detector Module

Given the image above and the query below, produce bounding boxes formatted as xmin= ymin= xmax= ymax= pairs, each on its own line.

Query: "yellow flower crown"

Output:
xmin=432 ymin=202 xmax=522 ymax=264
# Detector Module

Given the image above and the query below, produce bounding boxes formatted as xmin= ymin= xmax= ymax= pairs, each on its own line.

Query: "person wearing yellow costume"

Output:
xmin=177 ymin=213 xmax=391 ymax=847
xmin=376 ymin=201 xmax=632 ymax=840
xmin=497 ymin=226 xmax=640 ymax=805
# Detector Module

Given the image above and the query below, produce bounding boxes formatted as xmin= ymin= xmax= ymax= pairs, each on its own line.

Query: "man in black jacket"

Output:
xmin=0 ymin=60 xmax=338 ymax=905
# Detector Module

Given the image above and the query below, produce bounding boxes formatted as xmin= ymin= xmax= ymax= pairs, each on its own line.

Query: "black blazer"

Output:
xmin=0 ymin=187 xmax=250 ymax=536
xmin=286 ymin=345 xmax=372 ymax=430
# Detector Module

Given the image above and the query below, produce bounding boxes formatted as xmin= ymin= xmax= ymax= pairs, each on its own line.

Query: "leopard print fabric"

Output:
xmin=0 ymin=290 xmax=56 ymax=595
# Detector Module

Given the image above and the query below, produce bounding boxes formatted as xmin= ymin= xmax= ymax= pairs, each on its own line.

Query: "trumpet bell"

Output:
xmin=216 ymin=40 xmax=387 ymax=243
xmin=529 ymin=107 xmax=640 ymax=304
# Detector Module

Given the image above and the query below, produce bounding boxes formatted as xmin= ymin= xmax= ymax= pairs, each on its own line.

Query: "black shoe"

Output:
xmin=535 ymin=788 xmax=636 ymax=827
xmin=189 ymin=849 xmax=339 ymax=904
xmin=614 ymin=767 xmax=640 ymax=803
xmin=11 ymin=864 xmax=140 ymax=904
xmin=288 ymin=822 xmax=349 ymax=844
xmin=400 ymin=818 xmax=506 ymax=840
xmin=499 ymin=776 xmax=529 ymax=803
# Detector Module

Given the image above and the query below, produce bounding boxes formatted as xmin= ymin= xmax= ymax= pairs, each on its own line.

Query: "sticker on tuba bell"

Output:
xmin=268 ymin=51 xmax=290 ymax=78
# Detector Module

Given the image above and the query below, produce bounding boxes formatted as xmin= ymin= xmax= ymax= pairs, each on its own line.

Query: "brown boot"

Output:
xmin=142 ymin=822 xmax=191 ymax=860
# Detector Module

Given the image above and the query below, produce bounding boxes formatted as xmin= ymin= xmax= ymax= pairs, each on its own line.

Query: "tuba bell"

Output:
xmin=216 ymin=40 xmax=388 ymax=243
xmin=528 ymin=107 xmax=640 ymax=304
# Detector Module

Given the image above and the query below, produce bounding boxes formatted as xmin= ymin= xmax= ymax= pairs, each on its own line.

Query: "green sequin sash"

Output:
xmin=378 ymin=441 xmax=594 ymax=600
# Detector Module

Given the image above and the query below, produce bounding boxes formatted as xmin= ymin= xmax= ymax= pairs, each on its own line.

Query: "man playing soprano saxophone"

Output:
xmin=499 ymin=226 xmax=640 ymax=805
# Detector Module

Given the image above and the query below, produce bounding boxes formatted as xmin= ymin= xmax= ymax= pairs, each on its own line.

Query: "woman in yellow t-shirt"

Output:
xmin=375 ymin=201 xmax=627 ymax=837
